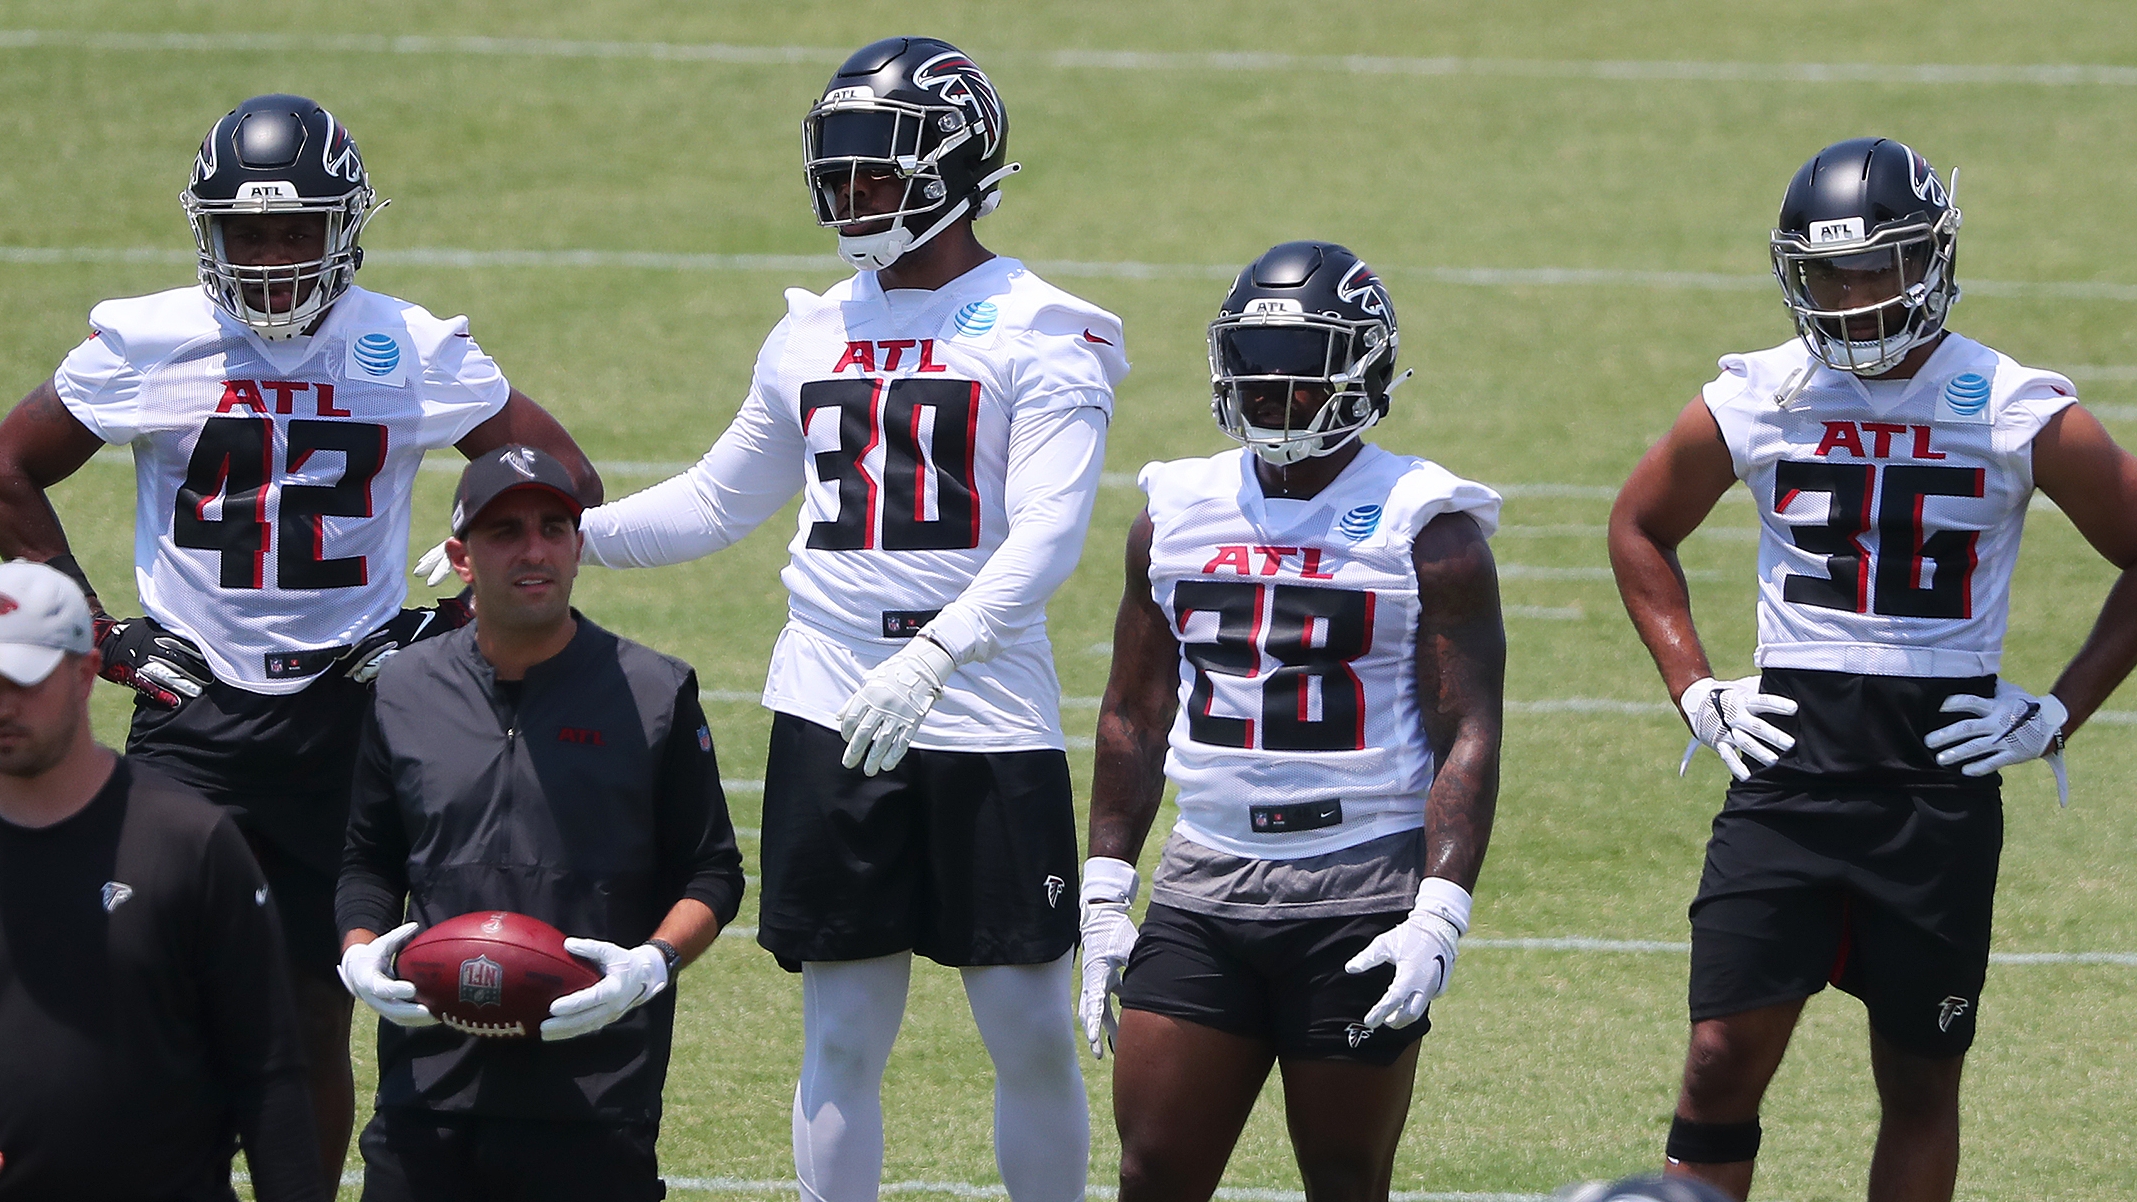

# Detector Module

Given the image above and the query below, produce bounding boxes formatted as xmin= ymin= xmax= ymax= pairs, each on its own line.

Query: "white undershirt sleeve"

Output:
xmin=578 ymin=386 xmax=806 ymax=569
xmin=921 ymin=398 xmax=1110 ymax=665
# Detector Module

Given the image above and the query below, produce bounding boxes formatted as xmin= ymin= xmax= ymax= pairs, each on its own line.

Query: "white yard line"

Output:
xmin=10 ymin=29 xmax=2137 ymax=90
xmin=14 ymin=244 xmax=2137 ymax=303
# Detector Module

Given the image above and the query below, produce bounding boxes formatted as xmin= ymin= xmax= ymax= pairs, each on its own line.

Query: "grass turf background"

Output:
xmin=3 ymin=3 xmax=2135 ymax=1197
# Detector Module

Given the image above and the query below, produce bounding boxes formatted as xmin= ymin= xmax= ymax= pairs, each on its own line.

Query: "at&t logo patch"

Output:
xmin=953 ymin=301 xmax=998 ymax=338
xmin=1339 ymin=504 xmax=1383 ymax=541
xmin=1936 ymin=372 xmax=1992 ymax=425
xmin=346 ymin=331 xmax=406 ymax=385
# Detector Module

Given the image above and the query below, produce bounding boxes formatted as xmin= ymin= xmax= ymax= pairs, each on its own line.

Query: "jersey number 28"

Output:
xmin=174 ymin=416 xmax=386 ymax=590
xmin=1173 ymin=579 xmax=1377 ymax=752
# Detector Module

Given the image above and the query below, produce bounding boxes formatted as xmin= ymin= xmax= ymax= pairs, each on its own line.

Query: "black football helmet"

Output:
xmin=802 ymin=37 xmax=1019 ymax=271
xmin=182 ymin=94 xmax=381 ymax=339
xmin=1209 ymin=241 xmax=1407 ymax=465
xmin=1771 ymin=137 xmax=1961 ymax=375
xmin=1555 ymin=1174 xmax=1737 ymax=1202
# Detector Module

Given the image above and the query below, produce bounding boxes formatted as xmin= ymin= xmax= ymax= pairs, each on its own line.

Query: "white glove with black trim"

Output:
xmin=338 ymin=922 xmax=439 ymax=1029
xmin=1678 ymin=675 xmax=1798 ymax=780
xmin=541 ymin=939 xmax=671 ymax=1041
xmin=1077 ymin=857 xmax=1140 ymax=1059
xmin=1344 ymin=876 xmax=1470 ymax=1030
xmin=413 ymin=538 xmax=455 ymax=587
xmin=1925 ymin=680 xmax=2070 ymax=805
xmin=836 ymin=636 xmax=956 ymax=776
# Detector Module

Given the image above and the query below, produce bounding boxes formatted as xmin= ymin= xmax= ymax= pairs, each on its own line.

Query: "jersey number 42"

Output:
xmin=174 ymin=416 xmax=387 ymax=590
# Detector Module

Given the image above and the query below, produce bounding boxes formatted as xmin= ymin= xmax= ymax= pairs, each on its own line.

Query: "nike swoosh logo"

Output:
xmin=1081 ymin=328 xmax=1113 ymax=345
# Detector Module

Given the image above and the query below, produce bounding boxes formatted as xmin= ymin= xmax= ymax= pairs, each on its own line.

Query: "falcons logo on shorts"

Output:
xmin=1937 ymin=995 xmax=1970 ymax=1032
xmin=1042 ymin=875 xmax=1065 ymax=908
xmin=1344 ymin=1022 xmax=1373 ymax=1048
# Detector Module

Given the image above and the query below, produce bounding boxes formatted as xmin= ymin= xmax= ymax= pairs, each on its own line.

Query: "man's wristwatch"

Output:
xmin=645 ymin=938 xmax=682 ymax=984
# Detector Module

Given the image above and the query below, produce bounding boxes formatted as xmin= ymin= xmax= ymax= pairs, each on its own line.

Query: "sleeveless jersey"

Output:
xmin=52 ymin=285 xmax=510 ymax=693
xmin=1142 ymin=445 xmax=1501 ymax=859
xmin=1703 ymin=334 xmax=2077 ymax=678
xmin=753 ymin=257 xmax=1127 ymax=749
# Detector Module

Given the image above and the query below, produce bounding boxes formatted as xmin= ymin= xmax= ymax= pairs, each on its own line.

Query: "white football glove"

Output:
xmin=835 ymin=636 xmax=956 ymax=776
xmin=540 ymin=939 xmax=671 ymax=1042
xmin=338 ymin=922 xmax=440 ymax=1029
xmin=1678 ymin=675 xmax=1798 ymax=781
xmin=1344 ymin=877 xmax=1470 ymax=1030
xmin=413 ymin=538 xmax=454 ymax=587
xmin=1925 ymin=680 xmax=2070 ymax=805
xmin=1077 ymin=857 xmax=1140 ymax=1059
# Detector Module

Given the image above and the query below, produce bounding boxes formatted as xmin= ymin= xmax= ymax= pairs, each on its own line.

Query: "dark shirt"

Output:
xmin=337 ymin=617 xmax=743 ymax=1123
xmin=0 ymin=759 xmax=320 ymax=1202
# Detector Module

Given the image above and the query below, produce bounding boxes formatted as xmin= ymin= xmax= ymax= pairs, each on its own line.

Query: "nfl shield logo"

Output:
xmin=459 ymin=956 xmax=504 ymax=1008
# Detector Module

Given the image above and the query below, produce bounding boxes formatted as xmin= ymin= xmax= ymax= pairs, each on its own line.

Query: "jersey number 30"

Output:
xmin=800 ymin=377 xmax=982 ymax=551
xmin=1775 ymin=460 xmax=1985 ymax=619
xmin=174 ymin=417 xmax=387 ymax=590
xmin=1173 ymin=580 xmax=1376 ymax=752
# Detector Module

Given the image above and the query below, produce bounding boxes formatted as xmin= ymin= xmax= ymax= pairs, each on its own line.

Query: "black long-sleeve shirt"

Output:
xmin=0 ymin=759 xmax=321 ymax=1201
xmin=337 ymin=617 xmax=743 ymax=1123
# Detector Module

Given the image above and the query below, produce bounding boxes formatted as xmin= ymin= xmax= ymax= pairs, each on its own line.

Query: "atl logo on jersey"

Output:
xmin=833 ymin=339 xmax=951 ymax=374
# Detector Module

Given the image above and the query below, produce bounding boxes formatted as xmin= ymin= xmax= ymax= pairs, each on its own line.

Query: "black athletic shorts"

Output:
xmin=1118 ymin=902 xmax=1427 ymax=1066
xmin=1687 ymin=668 xmax=2003 ymax=1058
xmin=127 ymin=672 xmax=371 ymax=978
xmin=756 ymin=711 xmax=1079 ymax=970
xmin=358 ymin=1108 xmax=664 ymax=1202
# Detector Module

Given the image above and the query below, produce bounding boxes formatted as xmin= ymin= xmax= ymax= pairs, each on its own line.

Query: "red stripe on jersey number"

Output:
xmin=174 ymin=417 xmax=389 ymax=590
xmin=1173 ymin=579 xmax=1375 ymax=752
xmin=801 ymin=377 xmax=982 ymax=552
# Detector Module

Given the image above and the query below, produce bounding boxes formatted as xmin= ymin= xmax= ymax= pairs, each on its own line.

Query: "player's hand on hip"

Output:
xmin=338 ymin=922 xmax=440 ymax=1028
xmin=1077 ymin=857 xmax=1140 ymax=1058
xmin=1679 ymin=674 xmax=1798 ymax=780
xmin=412 ymin=538 xmax=455 ymax=587
xmin=342 ymin=596 xmax=475 ymax=683
xmin=93 ymin=616 xmax=211 ymax=709
xmin=835 ymin=635 xmax=956 ymax=776
xmin=1927 ymin=680 xmax=2069 ymax=802
xmin=541 ymin=939 xmax=671 ymax=1041
xmin=1345 ymin=877 xmax=1471 ymax=1030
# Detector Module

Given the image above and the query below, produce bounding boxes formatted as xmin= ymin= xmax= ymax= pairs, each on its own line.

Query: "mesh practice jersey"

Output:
xmin=581 ymin=256 xmax=1127 ymax=750
xmin=1704 ymin=334 xmax=2077 ymax=678
xmin=1143 ymin=445 xmax=1501 ymax=859
xmin=53 ymin=285 xmax=510 ymax=692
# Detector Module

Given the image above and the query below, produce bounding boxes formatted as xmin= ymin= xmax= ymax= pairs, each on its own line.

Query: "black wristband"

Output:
xmin=645 ymin=938 xmax=681 ymax=983
xmin=43 ymin=553 xmax=95 ymax=603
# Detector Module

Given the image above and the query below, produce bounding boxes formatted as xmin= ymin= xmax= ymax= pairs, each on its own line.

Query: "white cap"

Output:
xmin=0 ymin=560 xmax=95 ymax=686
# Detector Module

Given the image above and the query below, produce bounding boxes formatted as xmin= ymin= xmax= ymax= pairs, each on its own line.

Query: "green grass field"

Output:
xmin=6 ymin=3 xmax=2137 ymax=1198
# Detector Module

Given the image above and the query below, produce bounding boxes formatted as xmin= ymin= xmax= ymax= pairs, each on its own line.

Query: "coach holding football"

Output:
xmin=0 ymin=559 xmax=321 ymax=1201
xmin=335 ymin=447 xmax=743 ymax=1200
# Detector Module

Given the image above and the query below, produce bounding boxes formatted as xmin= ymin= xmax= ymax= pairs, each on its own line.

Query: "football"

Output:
xmin=396 ymin=911 xmax=601 ymax=1038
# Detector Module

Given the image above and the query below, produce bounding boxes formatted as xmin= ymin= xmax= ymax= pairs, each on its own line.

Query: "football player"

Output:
xmin=1610 ymin=138 xmax=2137 ymax=1201
xmin=1080 ymin=242 xmax=1504 ymax=1202
xmin=570 ymin=37 xmax=1125 ymax=1202
xmin=0 ymin=94 xmax=602 ymax=1191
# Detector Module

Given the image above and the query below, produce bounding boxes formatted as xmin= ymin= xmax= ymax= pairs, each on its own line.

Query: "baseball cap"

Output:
xmin=0 ymin=560 xmax=96 ymax=687
xmin=450 ymin=445 xmax=585 ymax=538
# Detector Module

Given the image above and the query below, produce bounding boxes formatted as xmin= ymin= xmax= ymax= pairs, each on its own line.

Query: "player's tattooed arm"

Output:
xmin=0 ymin=380 xmax=109 ymax=609
xmin=1412 ymin=511 xmax=1505 ymax=892
xmin=2030 ymin=404 xmax=2137 ymax=733
xmin=1608 ymin=396 xmax=1741 ymax=704
xmin=457 ymin=388 xmax=606 ymax=506
xmin=1088 ymin=510 xmax=1181 ymax=864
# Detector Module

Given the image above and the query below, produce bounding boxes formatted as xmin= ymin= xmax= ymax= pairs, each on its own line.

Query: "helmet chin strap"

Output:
xmin=835 ymin=163 xmax=1022 ymax=273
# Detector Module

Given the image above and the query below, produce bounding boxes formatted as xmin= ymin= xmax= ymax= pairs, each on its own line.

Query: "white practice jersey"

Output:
xmin=53 ymin=285 xmax=510 ymax=693
xmin=1705 ymin=334 xmax=2077 ymax=678
xmin=580 ymin=256 xmax=1127 ymax=750
xmin=1143 ymin=445 xmax=1501 ymax=859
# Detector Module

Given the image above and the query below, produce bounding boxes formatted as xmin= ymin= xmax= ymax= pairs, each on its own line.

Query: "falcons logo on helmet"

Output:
xmin=321 ymin=114 xmax=364 ymax=185
xmin=1335 ymin=260 xmax=1393 ymax=321
xmin=912 ymin=51 xmax=1006 ymax=158
xmin=1906 ymin=148 xmax=1947 ymax=207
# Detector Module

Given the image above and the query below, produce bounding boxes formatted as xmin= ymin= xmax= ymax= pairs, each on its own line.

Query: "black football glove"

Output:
xmin=342 ymin=595 xmax=473 ymax=683
xmin=94 ymin=617 xmax=212 ymax=709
